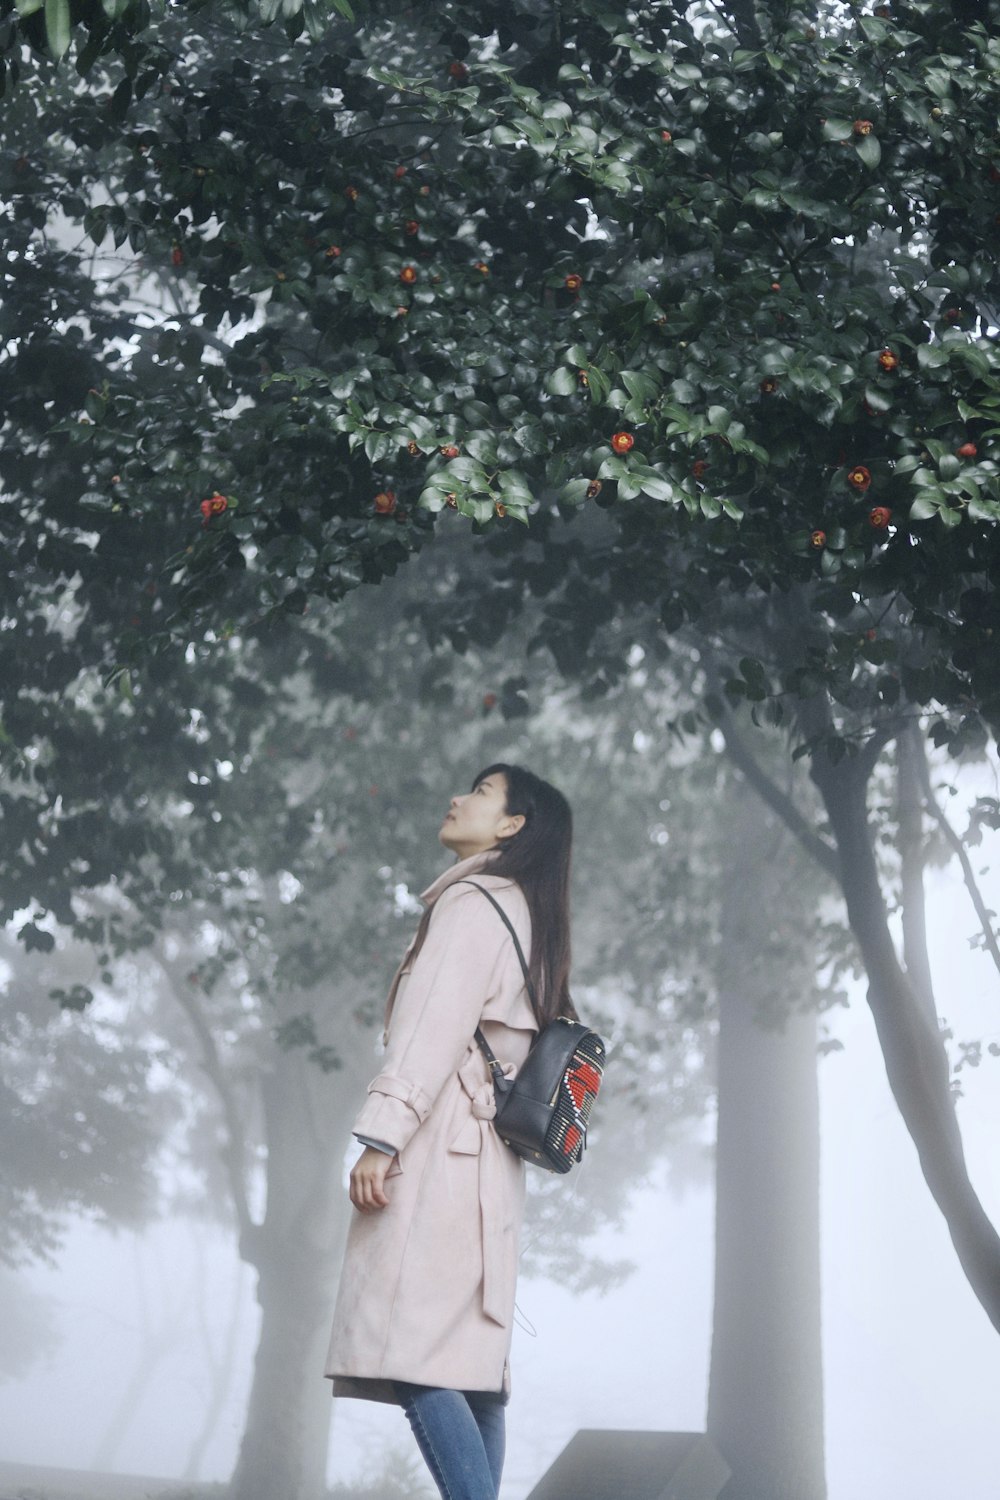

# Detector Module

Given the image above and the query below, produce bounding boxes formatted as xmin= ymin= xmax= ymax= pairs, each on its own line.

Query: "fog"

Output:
xmin=2 ymin=857 xmax=998 ymax=1500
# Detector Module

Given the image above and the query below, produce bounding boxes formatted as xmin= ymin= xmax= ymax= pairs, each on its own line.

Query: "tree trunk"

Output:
xmin=707 ymin=791 xmax=826 ymax=1500
xmin=228 ymin=1047 xmax=356 ymax=1500
xmin=811 ymin=746 xmax=1000 ymax=1333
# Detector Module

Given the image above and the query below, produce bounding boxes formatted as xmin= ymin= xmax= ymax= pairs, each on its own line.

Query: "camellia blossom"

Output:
xmin=847 ymin=465 xmax=872 ymax=491
xmin=610 ymin=431 xmax=634 ymax=454
xmin=373 ymin=490 xmax=397 ymax=515
xmin=564 ymin=273 xmax=583 ymax=292
xmin=810 ymin=530 xmax=827 ymax=548
xmin=853 ymin=119 xmax=874 ymax=136
xmin=200 ymin=492 xmax=228 ymax=522
xmin=869 ymin=506 xmax=892 ymax=529
xmin=399 ymin=265 xmax=417 ymax=284
xmin=878 ymin=349 xmax=899 ymax=371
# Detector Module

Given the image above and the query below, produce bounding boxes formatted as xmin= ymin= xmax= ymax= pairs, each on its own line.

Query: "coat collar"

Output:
xmin=420 ymin=850 xmax=503 ymax=907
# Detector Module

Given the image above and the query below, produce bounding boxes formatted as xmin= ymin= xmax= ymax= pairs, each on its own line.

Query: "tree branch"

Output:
xmin=914 ymin=736 xmax=1000 ymax=985
xmin=896 ymin=724 xmax=939 ymax=1027
xmin=712 ymin=696 xmax=839 ymax=879
xmin=158 ymin=951 xmax=261 ymax=1260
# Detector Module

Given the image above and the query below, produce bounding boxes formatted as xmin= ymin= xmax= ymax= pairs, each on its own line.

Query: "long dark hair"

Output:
xmin=404 ymin=765 xmax=576 ymax=1029
xmin=475 ymin=763 xmax=576 ymax=1027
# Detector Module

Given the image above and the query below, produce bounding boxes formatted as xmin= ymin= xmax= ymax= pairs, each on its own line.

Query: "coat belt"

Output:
xmin=457 ymin=1047 xmax=516 ymax=1327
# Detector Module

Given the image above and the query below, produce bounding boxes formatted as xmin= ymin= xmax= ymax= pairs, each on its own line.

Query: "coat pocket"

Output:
xmin=447 ymin=1118 xmax=482 ymax=1156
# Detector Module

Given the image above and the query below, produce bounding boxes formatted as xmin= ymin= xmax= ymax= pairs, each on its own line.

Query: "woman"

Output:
xmin=325 ymin=763 xmax=575 ymax=1500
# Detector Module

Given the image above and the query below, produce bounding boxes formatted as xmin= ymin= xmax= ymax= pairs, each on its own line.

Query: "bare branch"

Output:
xmin=897 ymin=724 xmax=939 ymax=1027
xmin=914 ymin=738 xmax=1000 ymax=985
xmin=712 ymin=696 xmax=839 ymax=879
xmin=158 ymin=951 xmax=261 ymax=1259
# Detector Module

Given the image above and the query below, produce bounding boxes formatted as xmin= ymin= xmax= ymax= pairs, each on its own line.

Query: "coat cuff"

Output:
xmin=353 ymin=1072 xmax=433 ymax=1153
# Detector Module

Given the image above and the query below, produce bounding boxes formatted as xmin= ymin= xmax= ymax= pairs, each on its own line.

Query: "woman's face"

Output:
xmin=439 ymin=773 xmax=525 ymax=859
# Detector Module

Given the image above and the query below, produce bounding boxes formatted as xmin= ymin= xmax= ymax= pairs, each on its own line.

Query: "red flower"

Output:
xmin=759 ymin=377 xmax=779 ymax=394
xmin=449 ymin=61 xmax=469 ymax=82
xmin=610 ymin=431 xmax=634 ymax=454
xmin=853 ymin=119 xmax=874 ymax=136
xmin=473 ymin=261 xmax=489 ymax=275
xmin=444 ymin=492 xmax=458 ymax=508
xmin=770 ymin=281 xmax=781 ymax=292
xmin=494 ymin=502 xmax=507 ymax=518
xmin=394 ymin=165 xmax=407 ymax=179
xmin=404 ymin=220 xmax=420 ymax=236
xmin=578 ymin=370 xmax=589 ymax=386
xmin=325 ymin=244 xmax=341 ymax=258
xmin=660 ymin=130 xmax=672 ymax=142
xmin=692 ymin=459 xmax=708 ymax=479
xmin=956 ymin=442 xmax=978 ymax=458
xmin=344 ymin=185 xmax=359 ymax=201
xmin=171 ymin=245 xmax=184 ymax=267
xmin=868 ymin=505 xmax=892 ymax=529
xmin=399 ymin=265 xmax=417 ymax=284
xmin=586 ymin=480 xmax=602 ymax=499
xmin=440 ymin=444 xmax=460 ymax=458
xmin=373 ymin=490 xmax=397 ymax=515
xmin=810 ymin=529 xmax=827 ymax=549
xmin=847 ymin=465 xmax=872 ymax=491
xmin=482 ymin=692 xmax=497 ymax=709
xmin=943 ymin=307 xmax=961 ymax=323
xmin=199 ymin=492 xmax=228 ymax=523
xmin=564 ymin=273 xmax=583 ymax=292
xmin=878 ymin=349 xmax=899 ymax=371
xmin=406 ymin=440 xmax=422 ymax=456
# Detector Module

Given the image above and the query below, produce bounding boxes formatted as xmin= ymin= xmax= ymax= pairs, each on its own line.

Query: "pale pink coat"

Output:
xmin=325 ymin=852 xmax=537 ymax=1404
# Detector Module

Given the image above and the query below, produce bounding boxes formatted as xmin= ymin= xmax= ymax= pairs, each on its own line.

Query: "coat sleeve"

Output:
xmin=352 ymin=884 xmax=507 ymax=1154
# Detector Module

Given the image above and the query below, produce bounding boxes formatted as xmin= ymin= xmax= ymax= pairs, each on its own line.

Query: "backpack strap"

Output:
xmin=454 ymin=879 xmax=536 ymax=1083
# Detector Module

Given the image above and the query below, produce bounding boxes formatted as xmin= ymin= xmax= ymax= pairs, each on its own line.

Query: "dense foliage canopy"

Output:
xmin=3 ymin=0 xmax=999 ymax=748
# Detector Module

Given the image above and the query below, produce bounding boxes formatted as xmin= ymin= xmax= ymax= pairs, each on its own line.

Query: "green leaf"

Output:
xmin=544 ymin=367 xmax=578 ymax=397
xmin=557 ymin=479 xmax=592 ymax=505
xmin=44 ymin=0 xmax=71 ymax=57
xmin=863 ymin=386 xmax=891 ymax=413
xmin=14 ymin=0 xmax=44 ymax=15
xmin=622 ymin=369 xmax=660 ymax=404
xmin=909 ymin=495 xmax=941 ymax=521
xmin=636 ymin=469 xmax=674 ymax=502
xmin=855 ymin=134 xmax=882 ymax=169
xmin=917 ymin=343 xmax=949 ymax=370
xmin=822 ymin=118 xmax=854 ymax=142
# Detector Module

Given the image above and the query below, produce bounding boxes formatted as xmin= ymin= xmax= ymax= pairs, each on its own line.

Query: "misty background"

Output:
xmin=2 ymin=561 xmax=999 ymax=1499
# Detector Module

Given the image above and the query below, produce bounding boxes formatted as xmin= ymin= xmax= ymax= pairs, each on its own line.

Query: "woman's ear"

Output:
xmin=499 ymin=812 xmax=526 ymax=840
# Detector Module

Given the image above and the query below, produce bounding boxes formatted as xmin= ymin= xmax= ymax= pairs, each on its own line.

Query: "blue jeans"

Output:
xmin=395 ymin=1382 xmax=505 ymax=1500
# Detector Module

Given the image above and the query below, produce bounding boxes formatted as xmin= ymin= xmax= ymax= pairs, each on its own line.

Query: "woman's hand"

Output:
xmin=349 ymin=1146 xmax=394 ymax=1213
